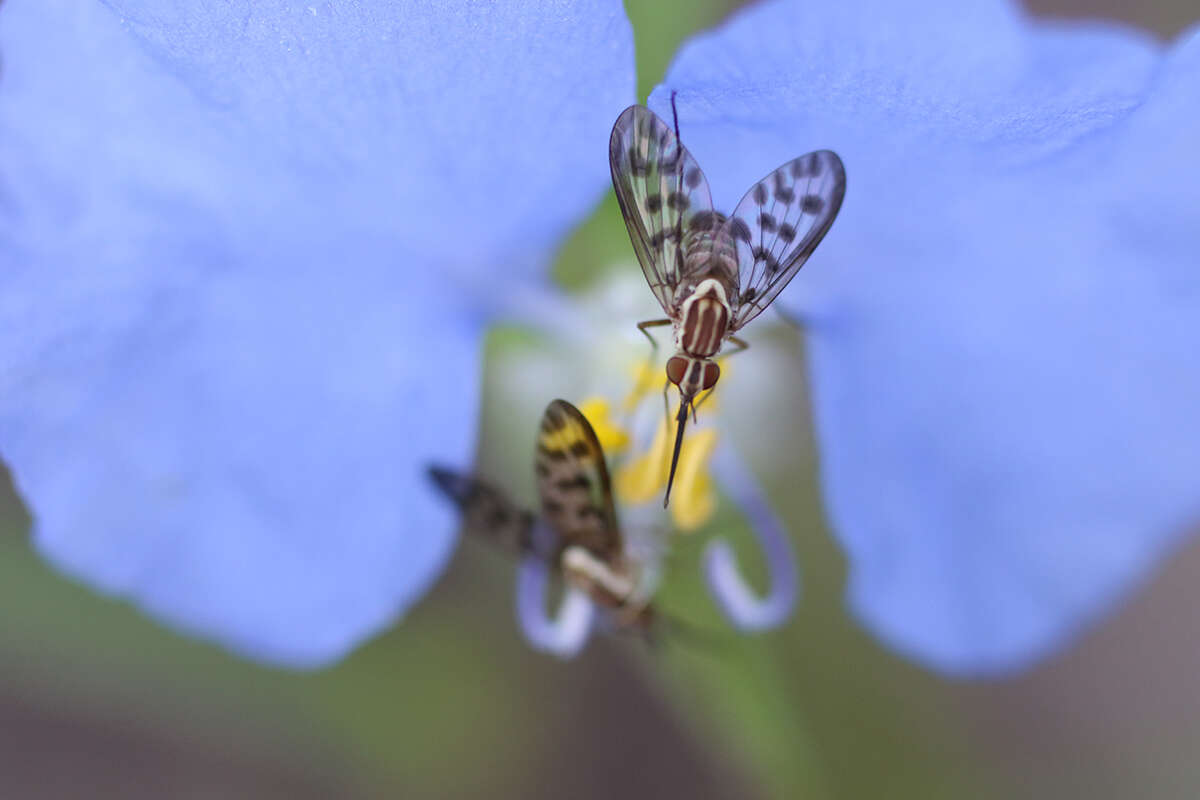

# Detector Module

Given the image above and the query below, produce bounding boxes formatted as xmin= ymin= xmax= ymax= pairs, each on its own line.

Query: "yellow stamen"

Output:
xmin=614 ymin=414 xmax=672 ymax=504
xmin=621 ymin=360 xmax=664 ymax=413
xmin=668 ymin=426 xmax=717 ymax=532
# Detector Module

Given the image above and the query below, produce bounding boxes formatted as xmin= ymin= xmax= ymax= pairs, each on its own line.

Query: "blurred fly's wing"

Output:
xmin=726 ymin=150 xmax=845 ymax=328
xmin=535 ymin=399 xmax=621 ymax=563
xmin=610 ymin=105 xmax=716 ymax=313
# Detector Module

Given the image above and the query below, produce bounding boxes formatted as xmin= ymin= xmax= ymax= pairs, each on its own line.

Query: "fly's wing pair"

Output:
xmin=430 ymin=400 xmax=621 ymax=567
xmin=610 ymin=103 xmax=845 ymax=327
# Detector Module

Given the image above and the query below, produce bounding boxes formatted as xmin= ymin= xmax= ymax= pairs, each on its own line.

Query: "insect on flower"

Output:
xmin=429 ymin=399 xmax=657 ymax=636
xmin=610 ymin=94 xmax=846 ymax=505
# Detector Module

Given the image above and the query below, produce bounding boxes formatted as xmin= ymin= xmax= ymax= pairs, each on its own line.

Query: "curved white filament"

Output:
xmin=515 ymin=555 xmax=595 ymax=657
xmin=704 ymin=443 xmax=800 ymax=631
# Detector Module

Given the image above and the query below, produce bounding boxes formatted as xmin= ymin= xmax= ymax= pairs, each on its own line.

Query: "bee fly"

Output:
xmin=429 ymin=399 xmax=656 ymax=635
xmin=609 ymin=93 xmax=845 ymax=505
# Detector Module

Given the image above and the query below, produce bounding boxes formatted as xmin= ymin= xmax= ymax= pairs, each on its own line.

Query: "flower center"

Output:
xmin=577 ymin=358 xmax=722 ymax=532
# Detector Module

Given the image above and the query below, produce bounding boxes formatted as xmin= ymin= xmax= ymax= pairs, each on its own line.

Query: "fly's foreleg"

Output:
xmin=637 ymin=318 xmax=672 ymax=350
xmin=636 ymin=317 xmax=673 ymax=422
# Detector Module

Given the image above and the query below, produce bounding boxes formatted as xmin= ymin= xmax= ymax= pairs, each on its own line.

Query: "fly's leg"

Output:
xmin=626 ymin=318 xmax=673 ymax=428
xmin=637 ymin=318 xmax=672 ymax=351
xmin=636 ymin=319 xmax=672 ymax=390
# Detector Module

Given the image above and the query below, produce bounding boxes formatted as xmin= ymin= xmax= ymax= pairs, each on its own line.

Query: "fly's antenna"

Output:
xmin=668 ymin=89 xmax=686 ymax=284
xmin=670 ymin=90 xmax=682 ymax=145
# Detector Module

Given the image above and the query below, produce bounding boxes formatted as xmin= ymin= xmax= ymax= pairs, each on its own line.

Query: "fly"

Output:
xmin=609 ymin=93 xmax=846 ymax=505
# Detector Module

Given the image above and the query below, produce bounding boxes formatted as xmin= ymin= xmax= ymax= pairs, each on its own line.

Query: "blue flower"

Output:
xmin=0 ymin=0 xmax=633 ymax=666
xmin=7 ymin=0 xmax=1198 ymax=679
xmin=653 ymin=0 xmax=1200 ymax=673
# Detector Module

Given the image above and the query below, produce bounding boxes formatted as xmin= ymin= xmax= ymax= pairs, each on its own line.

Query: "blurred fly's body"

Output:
xmin=430 ymin=399 xmax=656 ymax=638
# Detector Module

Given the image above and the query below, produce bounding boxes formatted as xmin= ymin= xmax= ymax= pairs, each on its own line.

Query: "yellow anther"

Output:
xmin=615 ymin=415 xmax=671 ymax=504
xmin=577 ymin=396 xmax=629 ymax=454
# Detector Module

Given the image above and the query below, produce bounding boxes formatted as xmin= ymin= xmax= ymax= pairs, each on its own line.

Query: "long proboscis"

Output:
xmin=663 ymin=394 xmax=691 ymax=507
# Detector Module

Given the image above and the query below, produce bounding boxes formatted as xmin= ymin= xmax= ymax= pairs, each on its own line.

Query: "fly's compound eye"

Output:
xmin=666 ymin=356 xmax=689 ymax=387
xmin=700 ymin=361 xmax=721 ymax=391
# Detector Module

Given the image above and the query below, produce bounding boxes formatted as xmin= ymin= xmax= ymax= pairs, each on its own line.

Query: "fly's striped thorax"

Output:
xmin=678 ymin=278 xmax=731 ymax=358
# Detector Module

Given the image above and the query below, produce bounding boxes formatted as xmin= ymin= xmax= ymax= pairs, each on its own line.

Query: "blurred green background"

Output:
xmin=3 ymin=2 xmax=1198 ymax=798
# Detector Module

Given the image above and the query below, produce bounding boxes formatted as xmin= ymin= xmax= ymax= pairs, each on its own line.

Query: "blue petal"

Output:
xmin=0 ymin=0 xmax=633 ymax=665
xmin=652 ymin=0 xmax=1200 ymax=673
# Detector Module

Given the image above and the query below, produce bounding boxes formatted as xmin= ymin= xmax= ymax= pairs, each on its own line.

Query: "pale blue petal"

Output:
xmin=0 ymin=0 xmax=633 ymax=665
xmin=652 ymin=0 xmax=1200 ymax=673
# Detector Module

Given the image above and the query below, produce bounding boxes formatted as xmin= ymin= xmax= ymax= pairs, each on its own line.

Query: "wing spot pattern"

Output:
xmin=555 ymin=474 xmax=591 ymax=491
xmin=690 ymin=210 xmax=719 ymax=231
xmin=801 ymin=194 xmax=825 ymax=214
xmin=729 ymin=217 xmax=752 ymax=243
xmin=537 ymin=444 xmax=568 ymax=462
xmin=752 ymin=246 xmax=780 ymax=275
xmin=628 ymin=146 xmax=650 ymax=177
xmin=773 ymin=170 xmax=794 ymax=203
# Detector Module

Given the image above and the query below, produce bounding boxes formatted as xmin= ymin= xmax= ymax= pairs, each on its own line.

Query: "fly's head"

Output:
xmin=665 ymin=354 xmax=720 ymax=404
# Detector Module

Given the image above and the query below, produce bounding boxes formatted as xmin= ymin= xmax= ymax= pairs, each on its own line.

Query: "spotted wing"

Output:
xmin=610 ymin=105 xmax=715 ymax=314
xmin=428 ymin=466 xmax=553 ymax=560
xmin=726 ymin=150 xmax=845 ymax=329
xmin=535 ymin=399 xmax=621 ymax=563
